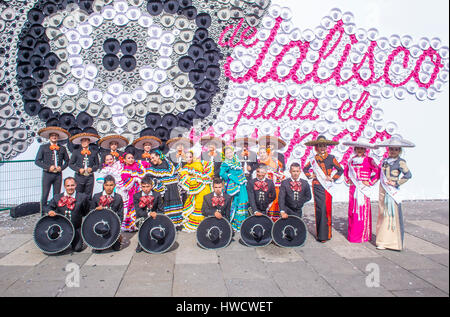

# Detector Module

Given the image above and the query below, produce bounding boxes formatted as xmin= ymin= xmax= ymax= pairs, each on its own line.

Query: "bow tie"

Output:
xmin=81 ymin=149 xmax=91 ymax=156
xmin=254 ymin=180 xmax=268 ymax=192
xmin=290 ymin=181 xmax=302 ymax=192
xmin=58 ymin=196 xmax=76 ymax=210
xmin=142 ymin=152 xmax=151 ymax=159
xmin=110 ymin=151 xmax=119 ymax=158
xmin=212 ymin=196 xmax=225 ymax=207
xmin=99 ymin=195 xmax=114 ymax=207
xmin=139 ymin=195 xmax=154 ymax=209
xmin=50 ymin=144 xmax=60 ymax=151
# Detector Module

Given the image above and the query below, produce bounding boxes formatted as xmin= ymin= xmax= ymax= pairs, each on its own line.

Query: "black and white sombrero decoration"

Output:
xmin=138 ymin=214 xmax=176 ymax=254
xmin=271 ymin=215 xmax=307 ymax=248
xmin=240 ymin=215 xmax=273 ymax=247
xmin=33 ymin=214 xmax=75 ymax=254
xmin=196 ymin=216 xmax=233 ymax=250
xmin=81 ymin=208 xmax=121 ymax=250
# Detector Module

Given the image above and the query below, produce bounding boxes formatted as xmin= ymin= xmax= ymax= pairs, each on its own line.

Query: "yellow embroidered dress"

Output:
xmin=179 ymin=160 xmax=214 ymax=232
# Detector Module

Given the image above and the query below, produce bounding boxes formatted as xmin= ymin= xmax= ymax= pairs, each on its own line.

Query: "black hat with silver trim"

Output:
xmin=138 ymin=214 xmax=176 ymax=254
xmin=196 ymin=216 xmax=233 ymax=250
xmin=240 ymin=214 xmax=273 ymax=247
xmin=271 ymin=215 xmax=307 ymax=248
xmin=81 ymin=208 xmax=121 ymax=250
xmin=34 ymin=214 xmax=75 ymax=254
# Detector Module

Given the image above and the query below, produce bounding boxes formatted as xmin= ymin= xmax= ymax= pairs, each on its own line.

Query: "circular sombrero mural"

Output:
xmin=0 ymin=0 xmax=448 ymax=167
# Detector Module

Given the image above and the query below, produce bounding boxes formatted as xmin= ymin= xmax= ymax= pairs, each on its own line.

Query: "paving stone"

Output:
xmin=0 ymin=266 xmax=32 ymax=294
xmin=404 ymin=222 xmax=449 ymax=250
xmin=266 ymin=262 xmax=339 ymax=297
xmin=0 ymin=234 xmax=31 ymax=253
xmin=0 ymin=253 xmax=6 ymax=259
xmin=296 ymin=247 xmax=361 ymax=275
xmin=175 ymin=232 xmax=218 ymax=264
xmin=116 ymin=252 xmax=175 ymax=297
xmin=218 ymin=249 xmax=269 ymax=280
xmin=256 ymin=244 xmax=304 ymax=263
xmin=350 ymin=258 xmax=436 ymax=291
xmin=58 ymin=265 xmax=128 ymax=297
xmin=424 ymin=253 xmax=449 ymax=267
xmin=364 ymin=243 xmax=444 ymax=270
xmin=318 ymin=271 xmax=394 ymax=297
xmin=324 ymin=229 xmax=381 ymax=259
xmin=410 ymin=269 xmax=449 ymax=294
xmin=392 ymin=288 xmax=449 ymax=297
xmin=173 ymin=264 xmax=227 ymax=297
xmin=403 ymin=233 xmax=448 ymax=255
xmin=2 ymin=280 xmax=66 ymax=297
xmin=0 ymin=240 xmax=47 ymax=266
xmin=83 ymin=234 xmax=138 ymax=266
xmin=225 ymin=278 xmax=283 ymax=297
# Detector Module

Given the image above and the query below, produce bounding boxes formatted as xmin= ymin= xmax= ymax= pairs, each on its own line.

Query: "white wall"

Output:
xmin=2 ymin=0 xmax=449 ymax=202
xmin=271 ymin=0 xmax=449 ymax=201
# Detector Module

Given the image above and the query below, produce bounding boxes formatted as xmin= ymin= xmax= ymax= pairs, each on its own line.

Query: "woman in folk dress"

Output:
xmin=375 ymin=136 xmax=415 ymax=251
xmin=343 ymin=140 xmax=380 ymax=243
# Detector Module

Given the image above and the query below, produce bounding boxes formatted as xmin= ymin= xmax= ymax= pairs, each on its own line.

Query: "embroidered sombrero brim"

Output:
xmin=343 ymin=139 xmax=377 ymax=149
xmin=258 ymin=136 xmax=287 ymax=150
xmin=166 ymin=137 xmax=193 ymax=150
xmin=132 ymin=136 xmax=162 ymax=150
xmin=200 ymin=136 xmax=224 ymax=148
xmin=375 ymin=135 xmax=416 ymax=148
xmin=305 ymin=135 xmax=339 ymax=147
xmin=69 ymin=132 xmax=100 ymax=144
xmin=98 ymin=135 xmax=129 ymax=149
xmin=38 ymin=127 xmax=70 ymax=140
xmin=232 ymin=137 xmax=258 ymax=149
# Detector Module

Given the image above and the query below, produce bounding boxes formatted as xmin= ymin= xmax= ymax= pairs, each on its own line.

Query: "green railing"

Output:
xmin=0 ymin=160 xmax=42 ymax=212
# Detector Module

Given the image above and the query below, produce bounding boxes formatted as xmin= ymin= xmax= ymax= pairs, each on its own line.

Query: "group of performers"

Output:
xmin=35 ymin=126 xmax=414 ymax=253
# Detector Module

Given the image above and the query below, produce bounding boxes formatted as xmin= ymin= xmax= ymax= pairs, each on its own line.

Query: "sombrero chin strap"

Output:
xmin=282 ymin=225 xmax=298 ymax=242
xmin=250 ymin=224 xmax=265 ymax=240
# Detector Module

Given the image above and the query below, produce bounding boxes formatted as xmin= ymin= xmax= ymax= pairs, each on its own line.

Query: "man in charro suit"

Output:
xmin=35 ymin=127 xmax=71 ymax=215
xmin=201 ymin=178 xmax=233 ymax=220
xmin=69 ymin=133 xmax=100 ymax=198
xmin=247 ymin=164 xmax=277 ymax=216
xmin=279 ymin=163 xmax=312 ymax=219
xmin=45 ymin=177 xmax=90 ymax=252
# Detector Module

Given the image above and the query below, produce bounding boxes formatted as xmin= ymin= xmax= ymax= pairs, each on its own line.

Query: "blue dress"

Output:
xmin=220 ymin=156 xmax=249 ymax=231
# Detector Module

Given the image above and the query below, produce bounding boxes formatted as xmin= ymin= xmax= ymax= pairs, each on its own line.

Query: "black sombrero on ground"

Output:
xmin=33 ymin=214 xmax=75 ymax=254
xmin=138 ymin=214 xmax=176 ymax=254
xmin=81 ymin=208 xmax=122 ymax=250
xmin=240 ymin=215 xmax=273 ymax=247
xmin=271 ymin=215 xmax=307 ymax=248
xmin=196 ymin=216 xmax=233 ymax=250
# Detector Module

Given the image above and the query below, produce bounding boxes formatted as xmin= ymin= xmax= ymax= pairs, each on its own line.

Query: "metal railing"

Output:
xmin=0 ymin=160 xmax=42 ymax=212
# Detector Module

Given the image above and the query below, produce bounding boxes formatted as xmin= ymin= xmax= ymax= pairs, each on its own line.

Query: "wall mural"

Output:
xmin=0 ymin=0 xmax=448 ymax=169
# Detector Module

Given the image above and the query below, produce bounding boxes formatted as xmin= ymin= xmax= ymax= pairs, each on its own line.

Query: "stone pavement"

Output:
xmin=0 ymin=200 xmax=448 ymax=297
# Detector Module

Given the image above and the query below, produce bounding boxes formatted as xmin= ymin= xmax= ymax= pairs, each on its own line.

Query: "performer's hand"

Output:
xmin=255 ymin=212 xmax=263 ymax=217
xmin=79 ymin=168 xmax=85 ymax=174
xmin=311 ymin=172 xmax=316 ymax=179
xmin=150 ymin=212 xmax=157 ymax=219
xmin=87 ymin=167 xmax=93 ymax=173
xmin=281 ymin=212 xmax=289 ymax=219
xmin=326 ymin=176 xmax=332 ymax=182
xmin=215 ymin=211 xmax=222 ymax=219
xmin=362 ymin=181 xmax=371 ymax=187
xmin=95 ymin=206 xmax=103 ymax=210
xmin=388 ymin=180 xmax=396 ymax=186
xmin=247 ymin=166 xmax=252 ymax=172
xmin=48 ymin=211 xmax=56 ymax=217
xmin=56 ymin=166 xmax=62 ymax=172
xmin=48 ymin=165 xmax=55 ymax=172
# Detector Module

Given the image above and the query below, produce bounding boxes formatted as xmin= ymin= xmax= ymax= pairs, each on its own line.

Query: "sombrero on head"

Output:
xmin=196 ymin=216 xmax=233 ymax=250
xmin=271 ymin=215 xmax=307 ymax=248
xmin=69 ymin=132 xmax=100 ymax=144
xmin=343 ymin=137 xmax=377 ymax=149
xmin=166 ymin=137 xmax=193 ymax=150
xmin=132 ymin=135 xmax=162 ymax=150
xmin=240 ymin=215 xmax=273 ymax=247
xmin=258 ymin=136 xmax=287 ymax=151
xmin=33 ymin=214 xmax=75 ymax=254
xmin=304 ymin=135 xmax=339 ymax=147
xmin=375 ymin=135 xmax=416 ymax=148
xmin=200 ymin=136 xmax=224 ymax=149
xmin=98 ymin=135 xmax=129 ymax=149
xmin=38 ymin=126 xmax=70 ymax=140
xmin=138 ymin=214 xmax=176 ymax=254
xmin=232 ymin=137 xmax=258 ymax=149
xmin=81 ymin=208 xmax=122 ymax=250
